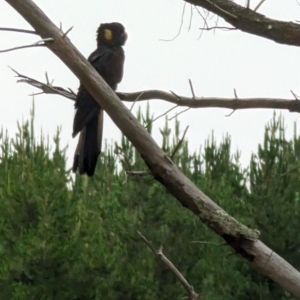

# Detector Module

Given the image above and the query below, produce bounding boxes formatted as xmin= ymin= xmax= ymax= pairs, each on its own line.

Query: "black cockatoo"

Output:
xmin=72 ymin=22 xmax=127 ymax=176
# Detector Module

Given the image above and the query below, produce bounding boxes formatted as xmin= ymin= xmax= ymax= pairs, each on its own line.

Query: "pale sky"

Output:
xmin=1 ymin=0 xmax=299 ymax=170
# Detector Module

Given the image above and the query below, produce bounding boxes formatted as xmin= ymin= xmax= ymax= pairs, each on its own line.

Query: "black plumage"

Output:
xmin=72 ymin=22 xmax=127 ymax=176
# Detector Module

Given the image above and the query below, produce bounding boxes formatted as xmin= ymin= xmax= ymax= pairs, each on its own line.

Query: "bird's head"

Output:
xmin=96 ymin=22 xmax=128 ymax=47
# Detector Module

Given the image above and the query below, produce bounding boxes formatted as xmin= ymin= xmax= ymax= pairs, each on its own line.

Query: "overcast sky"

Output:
xmin=1 ymin=0 xmax=299 ymax=170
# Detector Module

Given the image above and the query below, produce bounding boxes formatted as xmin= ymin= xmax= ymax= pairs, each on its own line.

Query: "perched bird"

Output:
xmin=72 ymin=22 xmax=127 ymax=176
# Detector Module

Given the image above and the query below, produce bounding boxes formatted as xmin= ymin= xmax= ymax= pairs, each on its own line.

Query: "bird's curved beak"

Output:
xmin=121 ymin=31 xmax=128 ymax=44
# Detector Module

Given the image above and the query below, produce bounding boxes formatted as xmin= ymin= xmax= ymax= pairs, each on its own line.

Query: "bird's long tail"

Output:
xmin=72 ymin=110 xmax=103 ymax=176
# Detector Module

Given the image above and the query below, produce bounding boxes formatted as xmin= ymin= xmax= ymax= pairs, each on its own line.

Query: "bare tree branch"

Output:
xmin=185 ymin=0 xmax=300 ymax=47
xmin=10 ymin=67 xmax=76 ymax=100
xmin=12 ymin=70 xmax=300 ymax=113
xmin=4 ymin=0 xmax=300 ymax=296
xmin=138 ymin=231 xmax=200 ymax=300
xmin=119 ymin=91 xmax=300 ymax=113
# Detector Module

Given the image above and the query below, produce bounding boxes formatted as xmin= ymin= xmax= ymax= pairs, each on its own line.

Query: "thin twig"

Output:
xmin=204 ymin=0 xmax=238 ymax=19
xmin=0 ymin=27 xmax=37 ymax=35
xmin=169 ymin=107 xmax=191 ymax=121
xmin=126 ymin=170 xmax=150 ymax=176
xmin=194 ymin=6 xmax=209 ymax=29
xmin=138 ymin=231 xmax=199 ymax=300
xmin=188 ymin=4 xmax=193 ymax=31
xmin=0 ymin=43 xmax=44 ymax=53
xmin=62 ymin=26 xmax=73 ymax=38
xmin=130 ymin=92 xmax=144 ymax=112
xmin=145 ymin=104 xmax=178 ymax=128
xmin=234 ymin=88 xmax=238 ymax=98
xmin=191 ymin=241 xmax=227 ymax=246
xmin=290 ymin=90 xmax=300 ymax=101
xmin=159 ymin=2 xmax=187 ymax=41
xmin=199 ymin=26 xmax=236 ymax=31
xmin=194 ymin=6 xmax=210 ymax=40
xmin=171 ymin=125 xmax=189 ymax=159
xmin=0 ymin=37 xmax=53 ymax=53
xmin=114 ymin=148 xmax=132 ymax=171
xmin=170 ymin=90 xmax=182 ymax=101
xmin=226 ymin=88 xmax=238 ymax=116
xmin=254 ymin=0 xmax=267 ymax=12
xmin=226 ymin=110 xmax=236 ymax=117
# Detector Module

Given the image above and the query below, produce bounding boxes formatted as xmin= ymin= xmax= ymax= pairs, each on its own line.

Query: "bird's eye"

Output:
xmin=103 ymin=29 xmax=113 ymax=41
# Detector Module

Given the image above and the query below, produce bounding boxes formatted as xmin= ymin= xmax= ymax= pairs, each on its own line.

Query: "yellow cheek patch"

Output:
xmin=103 ymin=29 xmax=113 ymax=40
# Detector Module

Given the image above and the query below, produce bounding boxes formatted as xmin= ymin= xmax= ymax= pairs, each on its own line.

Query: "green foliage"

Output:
xmin=0 ymin=104 xmax=298 ymax=299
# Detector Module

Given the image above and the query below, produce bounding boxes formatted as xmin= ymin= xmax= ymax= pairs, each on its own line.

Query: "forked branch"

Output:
xmin=138 ymin=231 xmax=199 ymax=300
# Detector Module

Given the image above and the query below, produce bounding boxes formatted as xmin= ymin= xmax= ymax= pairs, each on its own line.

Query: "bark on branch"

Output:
xmin=185 ymin=0 xmax=300 ymax=47
xmin=4 ymin=0 xmax=300 ymax=296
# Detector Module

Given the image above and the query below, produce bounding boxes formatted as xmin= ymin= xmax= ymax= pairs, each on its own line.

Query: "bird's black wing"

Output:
xmin=72 ymin=46 xmax=110 ymax=137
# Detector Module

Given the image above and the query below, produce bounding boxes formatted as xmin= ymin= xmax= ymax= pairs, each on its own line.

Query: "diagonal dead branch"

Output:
xmin=138 ymin=231 xmax=199 ymax=300
xmin=185 ymin=0 xmax=300 ymax=47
